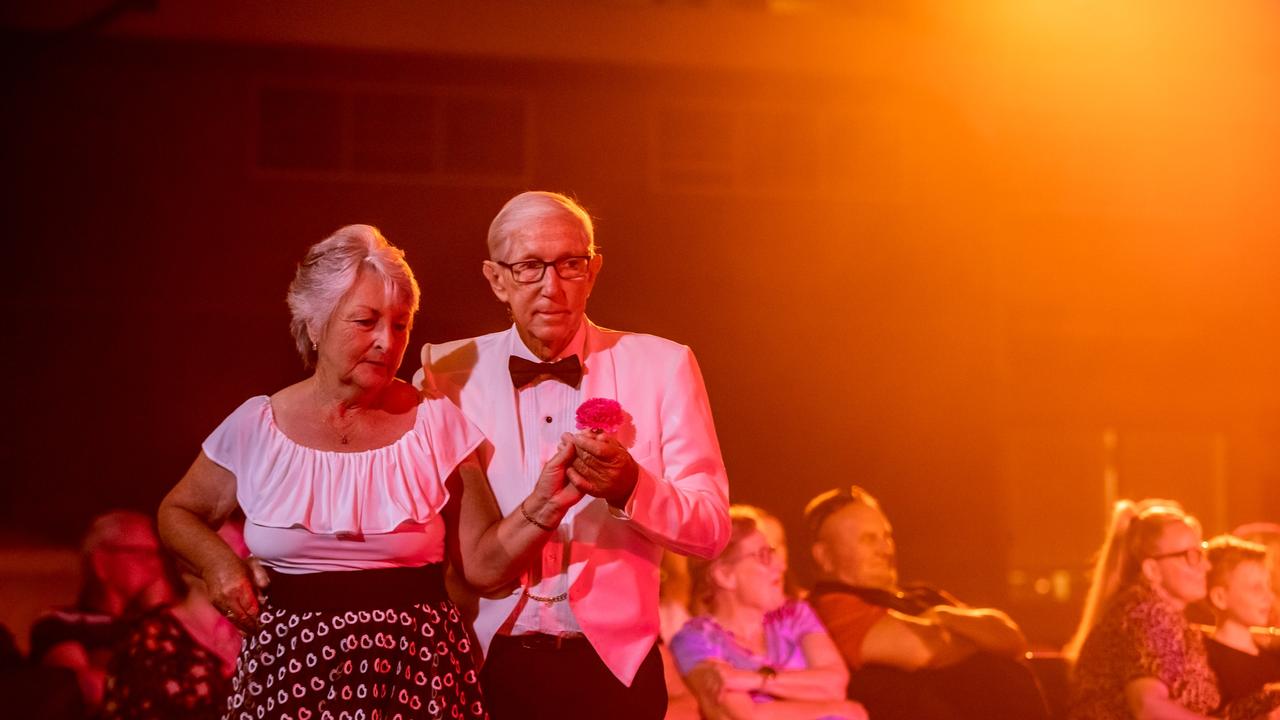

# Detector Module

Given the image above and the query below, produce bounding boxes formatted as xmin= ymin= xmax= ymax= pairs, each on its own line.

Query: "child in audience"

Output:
xmin=1204 ymin=534 xmax=1280 ymax=712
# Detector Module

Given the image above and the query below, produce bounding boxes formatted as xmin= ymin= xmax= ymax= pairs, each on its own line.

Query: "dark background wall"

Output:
xmin=3 ymin=5 xmax=1278 ymax=646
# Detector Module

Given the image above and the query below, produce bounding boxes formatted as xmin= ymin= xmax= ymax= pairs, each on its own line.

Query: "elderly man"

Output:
xmin=415 ymin=191 xmax=730 ymax=719
xmin=804 ymin=486 xmax=1049 ymax=720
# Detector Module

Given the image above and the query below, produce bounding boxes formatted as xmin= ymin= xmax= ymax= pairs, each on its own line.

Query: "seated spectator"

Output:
xmin=803 ymin=486 xmax=1048 ymax=720
xmin=29 ymin=510 xmax=172 ymax=715
xmin=1204 ymin=534 xmax=1280 ymax=714
xmin=671 ymin=508 xmax=866 ymax=719
xmin=1066 ymin=499 xmax=1278 ymax=720
xmin=659 ymin=551 xmax=700 ymax=719
xmin=1235 ymin=522 xmax=1280 ymax=648
xmin=99 ymin=519 xmax=249 ymax=720
xmin=0 ymin=623 xmax=84 ymax=720
xmin=733 ymin=505 xmax=799 ymax=600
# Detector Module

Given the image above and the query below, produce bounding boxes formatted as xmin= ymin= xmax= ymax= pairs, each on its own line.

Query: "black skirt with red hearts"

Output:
xmin=224 ymin=564 xmax=487 ymax=720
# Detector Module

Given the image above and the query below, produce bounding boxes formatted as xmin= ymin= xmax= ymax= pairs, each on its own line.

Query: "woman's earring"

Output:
xmin=311 ymin=341 xmax=318 ymax=351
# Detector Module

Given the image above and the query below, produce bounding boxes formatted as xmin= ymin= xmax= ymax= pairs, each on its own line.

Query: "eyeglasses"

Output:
xmin=733 ymin=545 xmax=778 ymax=567
xmin=1149 ymin=541 xmax=1208 ymax=566
xmin=494 ymin=256 xmax=592 ymax=284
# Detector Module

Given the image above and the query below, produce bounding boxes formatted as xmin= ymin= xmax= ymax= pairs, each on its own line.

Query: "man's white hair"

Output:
xmin=486 ymin=191 xmax=596 ymax=260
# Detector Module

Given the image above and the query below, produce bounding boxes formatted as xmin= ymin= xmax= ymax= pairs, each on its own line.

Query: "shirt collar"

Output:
xmin=509 ymin=318 xmax=588 ymax=363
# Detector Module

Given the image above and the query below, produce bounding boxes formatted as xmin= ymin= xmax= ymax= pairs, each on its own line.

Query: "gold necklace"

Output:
xmin=328 ymin=410 xmax=361 ymax=444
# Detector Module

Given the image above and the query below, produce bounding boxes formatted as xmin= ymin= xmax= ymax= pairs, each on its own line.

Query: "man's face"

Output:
xmin=482 ymin=216 xmax=601 ymax=358
xmin=812 ymin=503 xmax=898 ymax=590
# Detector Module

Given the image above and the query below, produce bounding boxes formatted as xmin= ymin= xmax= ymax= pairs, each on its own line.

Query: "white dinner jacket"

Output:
xmin=414 ymin=320 xmax=730 ymax=685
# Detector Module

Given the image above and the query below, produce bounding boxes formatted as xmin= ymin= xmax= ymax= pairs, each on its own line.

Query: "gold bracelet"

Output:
xmin=519 ymin=500 xmax=555 ymax=532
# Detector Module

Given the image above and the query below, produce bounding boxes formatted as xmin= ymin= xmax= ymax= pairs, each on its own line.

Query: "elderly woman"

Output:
xmin=1066 ymin=499 xmax=1276 ymax=720
xmin=158 ymin=225 xmax=583 ymax=720
xmin=671 ymin=508 xmax=866 ymax=720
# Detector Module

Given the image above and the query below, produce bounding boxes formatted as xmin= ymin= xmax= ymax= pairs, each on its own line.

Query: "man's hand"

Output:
xmin=564 ymin=431 xmax=639 ymax=509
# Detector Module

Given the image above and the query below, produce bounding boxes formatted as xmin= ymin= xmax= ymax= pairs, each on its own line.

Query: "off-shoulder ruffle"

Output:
xmin=202 ymin=395 xmax=482 ymax=536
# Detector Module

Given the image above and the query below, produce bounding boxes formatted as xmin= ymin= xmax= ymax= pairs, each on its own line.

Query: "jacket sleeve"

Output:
xmin=617 ymin=346 xmax=730 ymax=560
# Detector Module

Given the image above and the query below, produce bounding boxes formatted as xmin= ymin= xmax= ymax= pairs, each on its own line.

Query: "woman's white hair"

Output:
xmin=486 ymin=191 xmax=596 ymax=260
xmin=286 ymin=224 xmax=420 ymax=368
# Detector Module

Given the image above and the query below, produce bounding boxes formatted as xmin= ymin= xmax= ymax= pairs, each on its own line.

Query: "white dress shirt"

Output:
xmin=505 ymin=322 xmax=587 ymax=637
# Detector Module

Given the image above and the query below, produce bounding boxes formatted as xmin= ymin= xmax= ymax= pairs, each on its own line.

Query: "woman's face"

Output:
xmin=1149 ymin=521 xmax=1209 ymax=606
xmin=720 ymin=529 xmax=787 ymax=612
xmin=92 ymin=519 xmax=165 ymax=604
xmin=316 ymin=268 xmax=413 ymax=391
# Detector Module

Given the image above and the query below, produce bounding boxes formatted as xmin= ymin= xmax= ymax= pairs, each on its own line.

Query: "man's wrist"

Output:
xmin=605 ymin=459 xmax=640 ymax=509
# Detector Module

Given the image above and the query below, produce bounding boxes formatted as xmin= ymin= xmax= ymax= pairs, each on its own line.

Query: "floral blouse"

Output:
xmin=100 ymin=608 xmax=234 ymax=720
xmin=1069 ymin=583 xmax=1219 ymax=719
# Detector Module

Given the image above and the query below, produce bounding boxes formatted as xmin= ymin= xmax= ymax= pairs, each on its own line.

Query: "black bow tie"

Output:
xmin=509 ymin=355 xmax=583 ymax=389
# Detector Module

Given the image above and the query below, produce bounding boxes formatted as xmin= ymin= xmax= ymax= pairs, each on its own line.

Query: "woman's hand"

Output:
xmin=524 ymin=440 xmax=586 ymax=529
xmin=204 ymin=555 xmax=263 ymax=634
xmin=685 ymin=659 xmax=731 ymax=703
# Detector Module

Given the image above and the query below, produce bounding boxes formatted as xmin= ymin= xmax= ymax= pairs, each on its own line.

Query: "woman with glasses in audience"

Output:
xmin=671 ymin=506 xmax=866 ymax=720
xmin=1066 ymin=499 xmax=1276 ymax=720
xmin=29 ymin=511 xmax=172 ymax=715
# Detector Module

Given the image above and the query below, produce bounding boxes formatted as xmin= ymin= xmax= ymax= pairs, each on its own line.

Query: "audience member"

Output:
xmin=99 ymin=519 xmax=250 ymax=720
xmin=1066 ymin=499 xmax=1277 ymax=720
xmin=734 ymin=504 xmax=799 ymax=600
xmin=659 ymin=551 xmax=700 ymax=719
xmin=672 ymin=508 xmax=866 ymax=719
xmin=1235 ymin=522 xmax=1280 ymax=645
xmin=1204 ymin=534 xmax=1280 ymax=714
xmin=0 ymin=622 xmax=84 ymax=720
xmin=804 ymin=486 xmax=1048 ymax=720
xmin=29 ymin=510 xmax=171 ymax=714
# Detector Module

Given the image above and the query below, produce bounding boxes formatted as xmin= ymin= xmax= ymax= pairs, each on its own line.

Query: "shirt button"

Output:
xmin=545 ymin=416 xmax=553 ymax=424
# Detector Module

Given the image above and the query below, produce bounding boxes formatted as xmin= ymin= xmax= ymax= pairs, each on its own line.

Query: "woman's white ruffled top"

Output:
xmin=201 ymin=394 xmax=483 ymax=573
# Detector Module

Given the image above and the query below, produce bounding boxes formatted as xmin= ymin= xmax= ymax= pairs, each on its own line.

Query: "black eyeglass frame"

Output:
xmin=494 ymin=255 xmax=594 ymax=284
xmin=1148 ymin=541 xmax=1208 ymax=565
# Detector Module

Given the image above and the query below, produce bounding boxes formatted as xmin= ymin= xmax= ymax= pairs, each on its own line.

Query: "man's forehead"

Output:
xmin=506 ymin=219 xmax=589 ymax=255
xmin=822 ymin=502 xmax=890 ymax=538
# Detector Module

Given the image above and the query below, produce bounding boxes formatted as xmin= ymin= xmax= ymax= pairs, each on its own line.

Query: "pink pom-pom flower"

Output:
xmin=575 ymin=398 xmax=625 ymax=433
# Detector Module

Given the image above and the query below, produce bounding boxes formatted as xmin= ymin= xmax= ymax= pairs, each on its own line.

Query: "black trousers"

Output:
xmin=481 ymin=635 xmax=667 ymax=720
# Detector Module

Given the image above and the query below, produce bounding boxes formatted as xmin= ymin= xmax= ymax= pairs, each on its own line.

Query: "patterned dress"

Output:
xmin=1069 ymin=584 xmax=1219 ymax=719
xmin=101 ymin=608 xmax=233 ymax=720
xmin=203 ymin=394 xmax=489 ymax=720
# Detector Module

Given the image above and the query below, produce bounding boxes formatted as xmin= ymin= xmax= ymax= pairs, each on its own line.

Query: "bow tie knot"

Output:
xmin=509 ymin=355 xmax=583 ymax=388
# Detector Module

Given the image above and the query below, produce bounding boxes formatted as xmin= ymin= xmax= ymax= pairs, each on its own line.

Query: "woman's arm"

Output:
xmin=684 ymin=660 xmax=866 ymax=720
xmin=1124 ymin=678 xmax=1213 ymax=720
xmin=40 ymin=642 xmax=105 ymax=711
xmin=714 ymin=632 xmax=849 ymax=702
xmin=157 ymin=452 xmax=259 ymax=631
xmin=718 ymin=693 xmax=867 ymax=720
xmin=444 ymin=442 xmax=585 ymax=594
